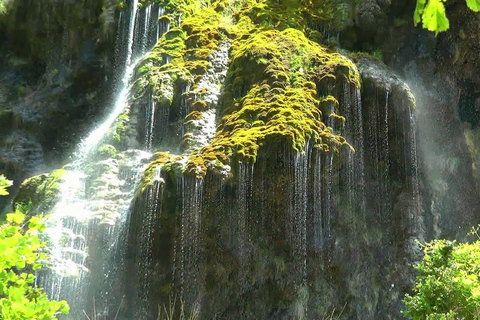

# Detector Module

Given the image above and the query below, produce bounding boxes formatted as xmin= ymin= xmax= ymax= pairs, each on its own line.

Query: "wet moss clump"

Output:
xmin=186 ymin=28 xmax=359 ymax=176
xmin=139 ymin=152 xmax=183 ymax=193
xmin=130 ymin=0 xmax=360 ymax=178
xmin=13 ymin=169 xmax=66 ymax=214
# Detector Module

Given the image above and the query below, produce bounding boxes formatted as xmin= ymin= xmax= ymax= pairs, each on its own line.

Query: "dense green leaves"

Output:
xmin=415 ymin=0 xmax=480 ymax=34
xmin=0 ymin=176 xmax=69 ymax=319
xmin=403 ymin=240 xmax=480 ymax=319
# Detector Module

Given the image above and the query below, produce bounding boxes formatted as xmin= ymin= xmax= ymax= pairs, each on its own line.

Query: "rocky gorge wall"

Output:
xmin=5 ymin=0 xmax=480 ymax=319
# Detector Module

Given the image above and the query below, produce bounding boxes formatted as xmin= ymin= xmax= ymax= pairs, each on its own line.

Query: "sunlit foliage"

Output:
xmin=415 ymin=0 xmax=480 ymax=34
xmin=404 ymin=238 xmax=480 ymax=319
xmin=0 ymin=175 xmax=69 ymax=320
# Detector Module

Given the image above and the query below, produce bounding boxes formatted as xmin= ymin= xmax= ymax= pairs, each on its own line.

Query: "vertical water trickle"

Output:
xmin=141 ymin=4 xmax=152 ymax=54
xmin=235 ymin=162 xmax=253 ymax=288
xmin=132 ymin=3 xmax=162 ymax=59
xmin=126 ymin=0 xmax=139 ymax=66
xmin=364 ymin=84 xmax=391 ymax=219
xmin=311 ymin=151 xmax=323 ymax=251
xmin=309 ymin=154 xmax=336 ymax=252
xmin=409 ymin=108 xmax=421 ymax=205
xmin=381 ymin=91 xmax=391 ymax=216
xmin=353 ymin=88 xmax=366 ymax=214
xmin=134 ymin=166 xmax=164 ymax=318
xmin=236 ymin=163 xmax=247 ymax=267
xmin=180 ymin=176 xmax=204 ymax=312
xmin=155 ymin=7 xmax=165 ymax=45
xmin=286 ymin=144 xmax=310 ymax=288
xmin=324 ymin=152 xmax=334 ymax=243
xmin=406 ymin=104 xmax=423 ymax=241
xmin=339 ymin=83 xmax=366 ymax=220
xmin=145 ymin=91 xmax=155 ymax=150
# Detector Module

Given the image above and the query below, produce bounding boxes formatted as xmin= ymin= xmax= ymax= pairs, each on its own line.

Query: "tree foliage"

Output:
xmin=0 ymin=174 xmax=69 ymax=319
xmin=403 ymin=239 xmax=480 ymax=319
xmin=415 ymin=0 xmax=480 ymax=34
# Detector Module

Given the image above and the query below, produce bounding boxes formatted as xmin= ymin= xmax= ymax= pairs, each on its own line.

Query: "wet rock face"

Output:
xmin=2 ymin=0 xmax=117 ymax=67
xmin=402 ymin=60 xmax=480 ymax=240
xmin=0 ymin=0 xmax=119 ymax=209
xmin=121 ymin=50 xmax=420 ymax=318
xmin=355 ymin=0 xmax=388 ymax=40
xmin=373 ymin=0 xmax=480 ymax=240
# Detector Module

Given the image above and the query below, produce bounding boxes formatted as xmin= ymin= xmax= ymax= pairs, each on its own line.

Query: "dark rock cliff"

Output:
xmin=0 ymin=0 xmax=119 ymax=209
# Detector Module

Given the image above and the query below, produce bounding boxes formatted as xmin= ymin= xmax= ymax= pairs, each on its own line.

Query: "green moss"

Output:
xmin=139 ymin=152 xmax=182 ymax=193
xmin=185 ymin=28 xmax=359 ymax=176
xmin=97 ymin=144 xmax=118 ymax=159
xmin=14 ymin=169 xmax=66 ymax=214
xmin=350 ymin=50 xmax=384 ymax=63
xmin=107 ymin=110 xmax=130 ymax=147
xmin=132 ymin=6 xmax=224 ymax=89
xmin=129 ymin=0 xmax=360 ymax=178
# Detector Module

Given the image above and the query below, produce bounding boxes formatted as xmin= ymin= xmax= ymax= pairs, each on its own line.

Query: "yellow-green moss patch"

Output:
xmin=130 ymin=0 xmax=361 ymax=178
xmin=139 ymin=152 xmax=183 ymax=193
xmin=14 ymin=169 xmax=66 ymax=213
xmin=185 ymin=28 xmax=359 ymax=176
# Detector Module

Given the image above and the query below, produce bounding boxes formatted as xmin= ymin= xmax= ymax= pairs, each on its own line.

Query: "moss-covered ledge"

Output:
xmin=185 ymin=28 xmax=360 ymax=176
xmin=13 ymin=169 xmax=66 ymax=214
xmin=127 ymin=0 xmax=361 ymax=179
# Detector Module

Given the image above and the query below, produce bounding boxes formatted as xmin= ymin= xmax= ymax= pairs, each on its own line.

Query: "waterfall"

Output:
xmin=38 ymin=1 xmax=164 ymax=317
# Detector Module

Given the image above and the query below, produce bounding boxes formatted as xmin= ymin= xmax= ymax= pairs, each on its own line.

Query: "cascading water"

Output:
xmin=37 ymin=1 xmax=165 ymax=317
xmin=180 ymin=177 xmax=204 ymax=307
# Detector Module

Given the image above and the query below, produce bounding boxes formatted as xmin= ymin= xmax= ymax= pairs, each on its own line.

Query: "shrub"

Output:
xmin=0 ymin=174 xmax=69 ymax=320
xmin=403 ymin=239 xmax=480 ymax=319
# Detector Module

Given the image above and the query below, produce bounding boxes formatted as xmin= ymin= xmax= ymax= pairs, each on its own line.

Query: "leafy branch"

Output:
xmin=415 ymin=0 xmax=480 ymax=34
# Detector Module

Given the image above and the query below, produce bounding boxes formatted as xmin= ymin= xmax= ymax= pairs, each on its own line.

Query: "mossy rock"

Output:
xmin=129 ymin=0 xmax=360 ymax=179
xmin=97 ymin=144 xmax=118 ymax=160
xmin=138 ymin=152 xmax=183 ymax=193
xmin=14 ymin=169 xmax=66 ymax=214
xmin=185 ymin=28 xmax=359 ymax=177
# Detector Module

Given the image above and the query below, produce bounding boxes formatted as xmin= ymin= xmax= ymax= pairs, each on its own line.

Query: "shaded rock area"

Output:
xmin=0 ymin=0 xmax=119 ymax=209
xmin=368 ymin=0 xmax=480 ymax=241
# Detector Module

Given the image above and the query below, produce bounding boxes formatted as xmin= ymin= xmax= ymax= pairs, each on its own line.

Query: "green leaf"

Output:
xmin=414 ymin=0 xmax=427 ymax=25
xmin=466 ymin=0 xmax=480 ymax=11
xmin=422 ymin=0 xmax=450 ymax=34
xmin=0 ymin=200 xmax=69 ymax=319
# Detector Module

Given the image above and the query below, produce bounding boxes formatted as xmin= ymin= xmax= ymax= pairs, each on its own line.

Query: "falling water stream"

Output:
xmin=38 ymin=1 xmax=165 ymax=317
